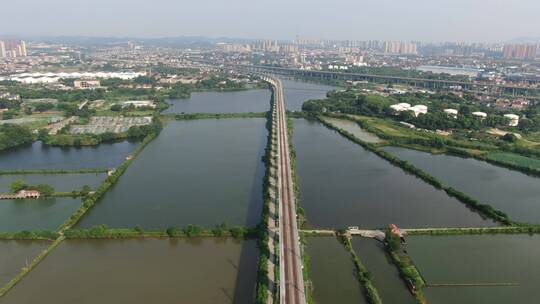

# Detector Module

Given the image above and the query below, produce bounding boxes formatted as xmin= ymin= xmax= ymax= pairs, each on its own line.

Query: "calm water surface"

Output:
xmin=0 ymin=141 xmax=139 ymax=170
xmin=164 ymin=89 xmax=271 ymax=113
xmin=293 ymin=119 xmax=494 ymax=229
xmin=306 ymin=237 xmax=366 ymax=304
xmin=78 ymin=119 xmax=267 ymax=229
xmin=0 ymin=240 xmax=49 ymax=287
xmin=281 ymin=79 xmax=336 ymax=111
xmin=407 ymin=234 xmax=540 ymax=304
xmin=0 ymin=197 xmax=80 ymax=231
xmin=352 ymin=238 xmax=415 ymax=304
xmin=321 ymin=117 xmax=381 ymax=143
xmin=0 ymin=238 xmax=258 ymax=304
xmin=0 ymin=173 xmax=105 ymax=192
xmin=383 ymin=147 xmax=540 ymax=224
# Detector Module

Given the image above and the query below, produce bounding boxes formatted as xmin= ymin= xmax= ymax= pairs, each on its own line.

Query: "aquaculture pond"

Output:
xmin=0 ymin=197 xmax=81 ymax=231
xmin=0 ymin=240 xmax=50 ymax=287
xmin=164 ymin=89 xmax=271 ymax=114
xmin=281 ymin=79 xmax=337 ymax=111
xmin=292 ymin=119 xmax=495 ymax=229
xmin=0 ymin=141 xmax=139 ymax=170
xmin=0 ymin=173 xmax=106 ymax=193
xmin=78 ymin=119 xmax=267 ymax=229
xmin=321 ymin=117 xmax=381 ymax=143
xmin=306 ymin=237 xmax=366 ymax=304
xmin=351 ymin=238 xmax=415 ymax=304
xmin=383 ymin=147 xmax=540 ymax=224
xmin=406 ymin=234 xmax=540 ymax=304
xmin=0 ymin=238 xmax=258 ymax=304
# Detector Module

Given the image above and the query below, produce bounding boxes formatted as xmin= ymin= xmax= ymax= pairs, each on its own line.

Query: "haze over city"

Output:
xmin=1 ymin=1 xmax=540 ymax=304
xmin=2 ymin=0 xmax=540 ymax=42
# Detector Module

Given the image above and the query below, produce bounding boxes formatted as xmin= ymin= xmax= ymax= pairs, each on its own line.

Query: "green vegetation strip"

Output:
xmin=0 ymin=236 xmax=64 ymax=297
xmin=256 ymin=110 xmax=273 ymax=304
xmin=383 ymin=229 xmax=425 ymax=303
xmin=163 ymin=112 xmax=267 ymax=120
xmin=404 ymin=226 xmax=540 ymax=235
xmin=483 ymin=152 xmax=540 ymax=176
xmin=340 ymin=235 xmax=383 ymax=304
xmin=387 ymin=249 xmax=425 ymax=304
xmin=0 ymin=168 xmax=109 ymax=175
xmin=318 ymin=116 xmax=513 ymax=225
xmin=0 ymin=230 xmax=59 ymax=240
xmin=64 ymin=224 xmax=254 ymax=239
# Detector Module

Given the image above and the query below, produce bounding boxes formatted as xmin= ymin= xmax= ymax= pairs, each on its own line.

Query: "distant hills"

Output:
xmin=506 ymin=37 xmax=540 ymax=44
xmin=14 ymin=35 xmax=256 ymax=48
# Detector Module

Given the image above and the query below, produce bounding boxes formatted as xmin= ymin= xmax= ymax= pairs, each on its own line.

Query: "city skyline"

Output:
xmin=1 ymin=0 xmax=540 ymax=43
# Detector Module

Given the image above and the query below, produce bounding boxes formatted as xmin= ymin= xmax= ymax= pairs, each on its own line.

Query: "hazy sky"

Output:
xmin=3 ymin=0 xmax=539 ymax=42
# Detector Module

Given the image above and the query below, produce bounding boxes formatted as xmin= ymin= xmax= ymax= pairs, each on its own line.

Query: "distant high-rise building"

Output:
xmin=0 ymin=40 xmax=28 ymax=58
xmin=20 ymin=41 xmax=27 ymax=57
xmin=0 ymin=41 xmax=5 ymax=58
xmin=383 ymin=41 xmax=417 ymax=55
xmin=503 ymin=44 xmax=537 ymax=60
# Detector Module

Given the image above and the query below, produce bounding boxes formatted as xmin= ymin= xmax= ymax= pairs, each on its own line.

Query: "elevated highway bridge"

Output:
xmin=263 ymin=75 xmax=307 ymax=304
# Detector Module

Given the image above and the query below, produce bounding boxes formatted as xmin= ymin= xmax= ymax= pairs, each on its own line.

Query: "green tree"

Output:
xmin=30 ymin=184 xmax=54 ymax=196
xmin=10 ymin=180 xmax=27 ymax=192
xmin=80 ymin=185 xmax=92 ymax=196
xmin=501 ymin=133 xmax=517 ymax=142
xmin=183 ymin=224 xmax=202 ymax=237
xmin=385 ymin=228 xmax=401 ymax=252
xmin=166 ymin=227 xmax=181 ymax=237
xmin=37 ymin=128 xmax=49 ymax=141
xmin=110 ymin=104 xmax=122 ymax=112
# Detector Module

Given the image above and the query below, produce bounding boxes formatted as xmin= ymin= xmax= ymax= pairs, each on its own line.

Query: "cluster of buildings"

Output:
xmin=383 ymin=41 xmax=418 ymax=55
xmin=70 ymin=116 xmax=152 ymax=134
xmin=502 ymin=44 xmax=537 ymax=60
xmin=0 ymin=40 xmax=27 ymax=58
xmin=389 ymin=103 xmax=521 ymax=127
xmin=74 ymin=80 xmax=101 ymax=89
xmin=0 ymin=91 xmax=20 ymax=101
xmin=122 ymin=100 xmax=156 ymax=109
xmin=0 ymin=71 xmax=144 ymax=84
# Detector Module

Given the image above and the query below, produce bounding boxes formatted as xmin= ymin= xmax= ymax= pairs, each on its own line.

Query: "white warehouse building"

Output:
xmin=503 ymin=114 xmax=520 ymax=127
xmin=444 ymin=108 xmax=458 ymax=117
xmin=390 ymin=103 xmax=428 ymax=117
xmin=472 ymin=111 xmax=488 ymax=119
